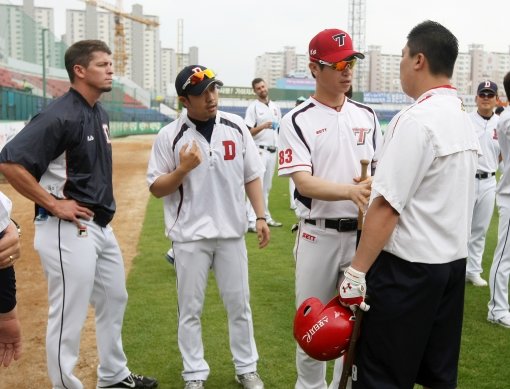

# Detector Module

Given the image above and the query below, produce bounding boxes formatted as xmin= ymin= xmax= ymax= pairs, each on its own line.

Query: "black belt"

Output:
xmin=259 ymin=145 xmax=277 ymax=153
xmin=35 ymin=205 xmax=112 ymax=228
xmin=304 ymin=218 xmax=357 ymax=232
xmin=475 ymin=172 xmax=496 ymax=179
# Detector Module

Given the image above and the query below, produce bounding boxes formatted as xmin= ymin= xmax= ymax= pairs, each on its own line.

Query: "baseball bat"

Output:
xmin=357 ymin=159 xmax=370 ymax=240
xmin=338 ymin=159 xmax=370 ymax=389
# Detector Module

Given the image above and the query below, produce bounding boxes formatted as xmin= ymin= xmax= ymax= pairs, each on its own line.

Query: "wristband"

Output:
xmin=11 ymin=219 xmax=21 ymax=238
xmin=256 ymin=217 xmax=266 ymax=222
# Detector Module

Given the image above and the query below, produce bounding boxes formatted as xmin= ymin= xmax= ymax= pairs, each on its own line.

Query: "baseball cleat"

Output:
xmin=465 ymin=274 xmax=488 ymax=287
xmin=267 ymin=219 xmax=282 ymax=227
xmin=487 ymin=315 xmax=510 ymax=328
xmin=235 ymin=371 xmax=264 ymax=389
xmin=97 ymin=373 xmax=158 ymax=388
xmin=184 ymin=380 xmax=205 ymax=389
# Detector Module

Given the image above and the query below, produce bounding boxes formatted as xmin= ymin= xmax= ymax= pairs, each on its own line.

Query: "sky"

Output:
xmin=7 ymin=0 xmax=510 ymax=86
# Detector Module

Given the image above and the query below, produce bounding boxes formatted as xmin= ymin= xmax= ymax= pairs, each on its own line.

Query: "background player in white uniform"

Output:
xmin=147 ymin=65 xmax=269 ymax=389
xmin=488 ymin=72 xmax=510 ymax=328
xmin=467 ymin=80 xmax=500 ymax=287
xmin=278 ymin=28 xmax=381 ymax=389
xmin=245 ymin=78 xmax=283 ymax=231
xmin=339 ymin=21 xmax=479 ymax=389
xmin=0 ymin=40 xmax=157 ymax=389
xmin=0 ymin=192 xmax=22 ymax=368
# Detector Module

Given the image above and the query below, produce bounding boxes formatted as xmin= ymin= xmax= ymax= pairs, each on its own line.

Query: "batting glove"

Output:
xmin=338 ymin=266 xmax=370 ymax=312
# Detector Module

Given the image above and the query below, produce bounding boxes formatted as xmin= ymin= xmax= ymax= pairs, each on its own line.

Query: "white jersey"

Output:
xmin=0 ymin=191 xmax=12 ymax=232
xmin=245 ymin=99 xmax=282 ymax=147
xmin=496 ymin=109 xmax=510 ymax=195
xmin=373 ymin=86 xmax=480 ymax=264
xmin=147 ymin=111 xmax=264 ymax=242
xmin=469 ymin=110 xmax=500 ymax=173
xmin=278 ymin=96 xmax=382 ymax=219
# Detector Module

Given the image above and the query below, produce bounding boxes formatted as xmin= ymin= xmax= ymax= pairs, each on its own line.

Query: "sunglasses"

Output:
xmin=478 ymin=92 xmax=496 ymax=99
xmin=313 ymin=58 xmax=357 ymax=71
xmin=182 ymin=68 xmax=215 ymax=91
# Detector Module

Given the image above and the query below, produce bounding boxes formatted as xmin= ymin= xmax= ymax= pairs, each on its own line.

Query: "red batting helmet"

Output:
xmin=293 ymin=296 xmax=355 ymax=361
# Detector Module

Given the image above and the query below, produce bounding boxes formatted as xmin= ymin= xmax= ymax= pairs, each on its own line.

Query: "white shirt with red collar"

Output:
xmin=373 ymin=86 xmax=480 ymax=264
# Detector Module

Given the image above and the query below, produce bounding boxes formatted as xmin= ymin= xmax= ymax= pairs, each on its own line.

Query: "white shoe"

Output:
xmin=247 ymin=225 xmax=256 ymax=233
xmin=185 ymin=380 xmax=205 ymax=389
xmin=466 ymin=274 xmax=487 ymax=287
xmin=235 ymin=372 xmax=264 ymax=389
xmin=488 ymin=315 xmax=510 ymax=328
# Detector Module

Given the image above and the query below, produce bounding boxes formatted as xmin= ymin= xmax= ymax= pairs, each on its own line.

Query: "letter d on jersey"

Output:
xmin=223 ymin=140 xmax=236 ymax=160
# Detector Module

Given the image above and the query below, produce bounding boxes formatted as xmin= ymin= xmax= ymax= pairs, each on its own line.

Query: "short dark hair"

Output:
xmin=407 ymin=20 xmax=458 ymax=78
xmin=251 ymin=77 xmax=265 ymax=89
xmin=504 ymin=72 xmax=510 ymax=101
xmin=65 ymin=40 xmax=111 ymax=82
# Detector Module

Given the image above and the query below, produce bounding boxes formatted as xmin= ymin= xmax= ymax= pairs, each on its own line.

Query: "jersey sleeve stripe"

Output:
xmin=291 ymin=103 xmax=315 ymax=153
xmin=220 ymin=117 xmax=243 ymax=136
xmin=173 ymin=123 xmax=190 ymax=152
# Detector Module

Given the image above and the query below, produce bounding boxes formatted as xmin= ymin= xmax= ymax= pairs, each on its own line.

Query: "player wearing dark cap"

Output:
xmin=147 ymin=65 xmax=269 ymax=389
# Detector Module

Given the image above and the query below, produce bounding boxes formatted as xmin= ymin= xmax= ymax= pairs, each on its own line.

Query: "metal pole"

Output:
xmin=42 ymin=28 xmax=48 ymax=107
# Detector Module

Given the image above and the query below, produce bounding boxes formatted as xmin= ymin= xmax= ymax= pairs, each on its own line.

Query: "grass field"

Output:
xmin=122 ymin=174 xmax=510 ymax=389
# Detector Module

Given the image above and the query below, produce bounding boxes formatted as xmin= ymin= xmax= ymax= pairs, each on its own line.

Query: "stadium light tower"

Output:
xmin=348 ymin=0 xmax=367 ymax=92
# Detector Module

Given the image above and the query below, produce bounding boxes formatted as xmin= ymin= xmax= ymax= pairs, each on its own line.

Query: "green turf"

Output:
xmin=123 ymin=174 xmax=510 ymax=389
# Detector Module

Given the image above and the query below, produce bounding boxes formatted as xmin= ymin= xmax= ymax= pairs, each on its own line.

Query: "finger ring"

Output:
xmin=9 ymin=255 xmax=14 ymax=263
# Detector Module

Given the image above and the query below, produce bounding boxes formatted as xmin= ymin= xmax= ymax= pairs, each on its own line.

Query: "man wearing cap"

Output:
xmin=147 ymin=65 xmax=269 ymax=389
xmin=278 ymin=29 xmax=381 ymax=389
xmin=466 ymin=80 xmax=500 ymax=287
xmin=245 ymin=78 xmax=283 ymax=232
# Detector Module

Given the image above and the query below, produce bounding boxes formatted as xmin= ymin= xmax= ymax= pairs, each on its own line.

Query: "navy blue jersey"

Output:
xmin=0 ymin=88 xmax=115 ymax=223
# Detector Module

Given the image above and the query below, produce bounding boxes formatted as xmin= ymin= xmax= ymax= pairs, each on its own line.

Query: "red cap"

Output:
xmin=309 ymin=29 xmax=365 ymax=63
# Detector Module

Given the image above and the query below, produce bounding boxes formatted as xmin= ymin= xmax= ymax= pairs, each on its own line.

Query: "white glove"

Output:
xmin=338 ymin=266 xmax=370 ymax=311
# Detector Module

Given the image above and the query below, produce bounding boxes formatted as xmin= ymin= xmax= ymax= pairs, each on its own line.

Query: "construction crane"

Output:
xmin=82 ymin=0 xmax=159 ymax=76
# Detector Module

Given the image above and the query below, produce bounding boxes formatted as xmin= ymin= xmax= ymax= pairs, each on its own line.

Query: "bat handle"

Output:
xmin=357 ymin=159 xmax=370 ymax=229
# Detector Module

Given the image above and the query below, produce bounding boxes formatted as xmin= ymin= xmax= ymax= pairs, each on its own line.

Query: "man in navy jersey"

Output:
xmin=0 ymin=40 xmax=157 ymax=389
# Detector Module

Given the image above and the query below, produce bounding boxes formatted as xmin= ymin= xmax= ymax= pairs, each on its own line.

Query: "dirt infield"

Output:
xmin=1 ymin=135 xmax=155 ymax=388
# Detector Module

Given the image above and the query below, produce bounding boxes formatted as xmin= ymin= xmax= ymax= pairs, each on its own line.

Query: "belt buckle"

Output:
xmin=338 ymin=218 xmax=355 ymax=232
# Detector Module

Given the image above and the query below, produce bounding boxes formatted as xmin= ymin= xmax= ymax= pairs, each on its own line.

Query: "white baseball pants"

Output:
xmin=174 ymin=237 xmax=259 ymax=382
xmin=489 ymin=193 xmax=510 ymax=320
xmin=467 ymin=176 xmax=496 ymax=277
xmin=294 ymin=220 xmax=356 ymax=389
xmin=34 ymin=217 xmax=129 ymax=389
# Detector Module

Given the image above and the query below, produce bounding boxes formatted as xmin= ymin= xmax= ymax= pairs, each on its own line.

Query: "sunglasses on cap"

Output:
xmin=478 ymin=92 xmax=496 ymax=99
xmin=312 ymin=57 xmax=357 ymax=71
xmin=182 ymin=68 xmax=216 ymax=91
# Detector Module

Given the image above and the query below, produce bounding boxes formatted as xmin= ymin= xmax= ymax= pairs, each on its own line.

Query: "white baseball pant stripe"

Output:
xmin=34 ymin=217 xmax=129 ymax=389
xmin=489 ymin=194 xmax=510 ymax=320
xmin=467 ymin=176 xmax=496 ymax=277
xmin=174 ymin=237 xmax=258 ymax=382
xmin=247 ymin=148 xmax=276 ymax=223
xmin=294 ymin=220 xmax=356 ymax=389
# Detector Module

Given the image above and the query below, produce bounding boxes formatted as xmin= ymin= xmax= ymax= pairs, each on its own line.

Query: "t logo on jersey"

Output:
xmin=333 ymin=33 xmax=346 ymax=46
xmin=102 ymin=124 xmax=111 ymax=144
xmin=353 ymin=128 xmax=371 ymax=145
xmin=223 ymin=140 xmax=236 ymax=160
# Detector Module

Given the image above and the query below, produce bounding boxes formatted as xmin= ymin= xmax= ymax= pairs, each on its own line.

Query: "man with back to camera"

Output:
xmin=278 ymin=28 xmax=381 ymax=389
xmin=245 ymin=78 xmax=283 ymax=231
xmin=147 ymin=65 xmax=269 ymax=389
xmin=466 ymin=80 xmax=500 ymax=287
xmin=338 ymin=20 xmax=479 ymax=388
